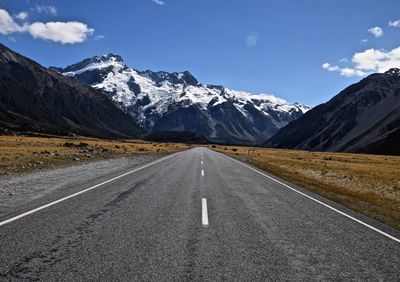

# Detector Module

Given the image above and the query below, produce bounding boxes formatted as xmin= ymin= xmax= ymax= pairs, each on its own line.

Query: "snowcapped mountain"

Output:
xmin=57 ymin=54 xmax=310 ymax=144
xmin=0 ymin=44 xmax=141 ymax=139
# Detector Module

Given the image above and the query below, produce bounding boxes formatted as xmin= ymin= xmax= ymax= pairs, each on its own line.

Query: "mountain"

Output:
xmin=55 ymin=54 xmax=310 ymax=144
xmin=0 ymin=44 xmax=141 ymax=139
xmin=144 ymin=131 xmax=210 ymax=144
xmin=266 ymin=69 xmax=400 ymax=155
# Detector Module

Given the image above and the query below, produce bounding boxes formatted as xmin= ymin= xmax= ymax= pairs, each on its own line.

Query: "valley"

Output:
xmin=1 ymin=40 xmax=400 ymax=233
xmin=2 ymin=132 xmax=400 ymax=232
xmin=1 ymin=1 xmax=400 ymax=280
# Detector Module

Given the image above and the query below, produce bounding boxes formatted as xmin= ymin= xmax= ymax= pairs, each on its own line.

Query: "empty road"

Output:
xmin=0 ymin=148 xmax=399 ymax=281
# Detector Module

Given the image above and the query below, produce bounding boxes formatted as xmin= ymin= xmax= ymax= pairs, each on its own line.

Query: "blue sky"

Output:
xmin=1 ymin=0 xmax=400 ymax=106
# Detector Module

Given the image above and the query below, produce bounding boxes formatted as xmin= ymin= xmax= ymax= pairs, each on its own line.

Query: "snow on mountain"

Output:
xmin=58 ymin=54 xmax=310 ymax=144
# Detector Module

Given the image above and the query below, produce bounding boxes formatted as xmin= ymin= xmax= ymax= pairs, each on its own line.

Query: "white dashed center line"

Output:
xmin=202 ymin=198 xmax=209 ymax=226
xmin=201 ymin=169 xmax=204 ymax=176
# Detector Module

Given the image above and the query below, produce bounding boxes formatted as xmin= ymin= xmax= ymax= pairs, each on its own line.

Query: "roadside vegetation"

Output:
xmin=211 ymin=145 xmax=400 ymax=230
xmin=2 ymin=135 xmax=400 ymax=231
xmin=0 ymin=135 xmax=191 ymax=176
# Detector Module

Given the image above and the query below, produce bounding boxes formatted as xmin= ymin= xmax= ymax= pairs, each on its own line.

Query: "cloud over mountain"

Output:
xmin=27 ymin=22 xmax=94 ymax=44
xmin=0 ymin=9 xmax=24 ymax=35
xmin=323 ymin=46 xmax=400 ymax=77
xmin=0 ymin=8 xmax=94 ymax=44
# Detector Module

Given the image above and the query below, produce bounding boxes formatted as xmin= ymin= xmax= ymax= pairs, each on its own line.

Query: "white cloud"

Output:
xmin=34 ymin=5 xmax=57 ymax=16
xmin=368 ymin=26 xmax=384 ymax=38
xmin=339 ymin=68 xmax=366 ymax=78
xmin=322 ymin=62 xmax=366 ymax=77
xmin=389 ymin=19 xmax=400 ymax=28
xmin=339 ymin=58 xmax=349 ymax=63
xmin=0 ymin=9 xmax=24 ymax=35
xmin=27 ymin=22 xmax=94 ymax=44
xmin=352 ymin=47 xmax=400 ymax=73
xmin=15 ymin=11 xmax=28 ymax=20
xmin=359 ymin=39 xmax=368 ymax=44
xmin=0 ymin=8 xmax=94 ymax=44
xmin=322 ymin=46 xmax=400 ymax=77
xmin=246 ymin=31 xmax=259 ymax=47
xmin=322 ymin=63 xmax=339 ymax=72
xmin=152 ymin=0 xmax=165 ymax=5
xmin=94 ymin=34 xmax=105 ymax=40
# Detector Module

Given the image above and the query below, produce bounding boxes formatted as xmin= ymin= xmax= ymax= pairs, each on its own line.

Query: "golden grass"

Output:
xmin=2 ymin=134 xmax=400 ymax=230
xmin=0 ymin=135 xmax=191 ymax=176
xmin=210 ymin=145 xmax=400 ymax=230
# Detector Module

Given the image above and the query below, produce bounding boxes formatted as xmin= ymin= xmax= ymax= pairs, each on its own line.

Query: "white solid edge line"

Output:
xmin=0 ymin=151 xmax=182 ymax=228
xmin=223 ymin=154 xmax=400 ymax=244
xmin=202 ymin=198 xmax=209 ymax=226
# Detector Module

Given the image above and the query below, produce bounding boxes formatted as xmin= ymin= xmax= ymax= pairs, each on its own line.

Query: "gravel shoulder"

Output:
xmin=0 ymin=155 xmax=160 ymax=219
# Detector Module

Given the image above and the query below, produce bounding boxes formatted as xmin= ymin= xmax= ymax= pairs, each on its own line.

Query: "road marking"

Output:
xmin=202 ymin=198 xmax=209 ymax=226
xmin=201 ymin=169 xmax=204 ymax=176
xmin=223 ymin=154 xmax=400 ymax=244
xmin=201 ymin=160 xmax=204 ymax=165
xmin=0 ymin=152 xmax=181 ymax=228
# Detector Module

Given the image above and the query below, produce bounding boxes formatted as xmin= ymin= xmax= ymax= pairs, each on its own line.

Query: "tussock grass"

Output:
xmin=211 ymin=145 xmax=400 ymax=230
xmin=0 ymin=135 xmax=191 ymax=176
xmin=3 ymin=135 xmax=400 ymax=230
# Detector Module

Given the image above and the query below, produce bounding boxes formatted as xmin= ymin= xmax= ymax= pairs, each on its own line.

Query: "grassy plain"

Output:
xmin=0 ymin=135 xmax=191 ymax=176
xmin=2 ymin=134 xmax=400 ymax=230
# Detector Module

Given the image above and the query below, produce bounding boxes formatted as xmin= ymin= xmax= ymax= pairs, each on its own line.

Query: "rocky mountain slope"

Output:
xmin=56 ymin=54 xmax=310 ymax=144
xmin=0 ymin=44 xmax=141 ymax=139
xmin=266 ymin=69 xmax=400 ymax=155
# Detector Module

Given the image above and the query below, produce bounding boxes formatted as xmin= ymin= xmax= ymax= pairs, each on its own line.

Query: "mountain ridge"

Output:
xmin=0 ymin=44 xmax=142 ymax=139
xmin=56 ymin=53 xmax=310 ymax=144
xmin=265 ymin=68 xmax=400 ymax=155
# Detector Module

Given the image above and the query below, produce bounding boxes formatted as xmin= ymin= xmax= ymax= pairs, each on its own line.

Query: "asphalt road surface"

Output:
xmin=0 ymin=147 xmax=399 ymax=281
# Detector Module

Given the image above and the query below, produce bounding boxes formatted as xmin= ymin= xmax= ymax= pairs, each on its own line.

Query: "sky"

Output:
xmin=0 ymin=0 xmax=400 ymax=106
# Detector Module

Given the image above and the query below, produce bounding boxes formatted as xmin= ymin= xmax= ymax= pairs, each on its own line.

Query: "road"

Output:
xmin=0 ymin=147 xmax=399 ymax=281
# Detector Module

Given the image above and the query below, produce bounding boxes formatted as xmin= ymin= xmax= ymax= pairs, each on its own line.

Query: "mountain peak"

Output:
xmin=59 ymin=54 xmax=310 ymax=144
xmin=138 ymin=69 xmax=199 ymax=86
xmin=83 ymin=53 xmax=126 ymax=67
xmin=98 ymin=53 xmax=124 ymax=63
xmin=61 ymin=53 xmax=126 ymax=74
xmin=266 ymin=69 xmax=400 ymax=155
xmin=384 ymin=68 xmax=400 ymax=76
xmin=174 ymin=70 xmax=199 ymax=86
xmin=0 ymin=43 xmax=141 ymax=139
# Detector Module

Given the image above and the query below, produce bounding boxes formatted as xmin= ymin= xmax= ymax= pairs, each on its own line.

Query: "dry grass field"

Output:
xmin=2 ymin=135 xmax=400 ymax=230
xmin=211 ymin=145 xmax=400 ymax=230
xmin=0 ymin=135 xmax=191 ymax=176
